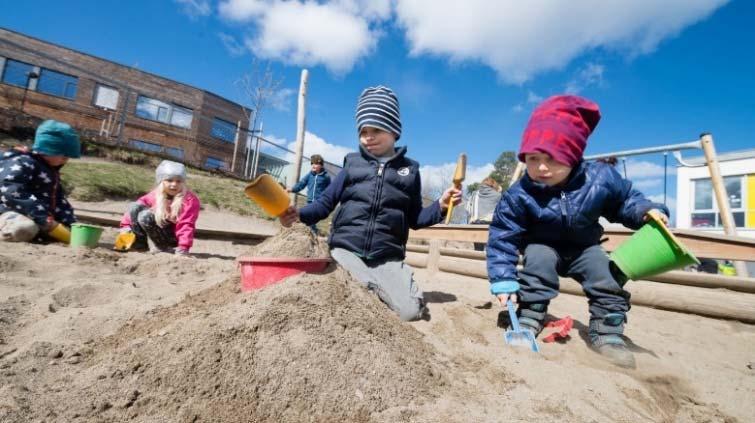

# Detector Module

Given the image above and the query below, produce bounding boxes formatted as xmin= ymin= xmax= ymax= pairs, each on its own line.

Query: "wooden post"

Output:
xmin=230 ymin=120 xmax=241 ymax=173
xmin=252 ymin=120 xmax=264 ymax=179
xmin=700 ymin=133 xmax=749 ymax=277
xmin=510 ymin=162 xmax=525 ymax=185
xmin=427 ymin=239 xmax=442 ymax=274
xmin=290 ymin=69 xmax=309 ymax=202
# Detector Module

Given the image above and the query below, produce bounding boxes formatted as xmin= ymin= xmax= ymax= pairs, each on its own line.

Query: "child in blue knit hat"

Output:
xmin=278 ymin=86 xmax=462 ymax=321
xmin=0 ymin=120 xmax=80 ymax=242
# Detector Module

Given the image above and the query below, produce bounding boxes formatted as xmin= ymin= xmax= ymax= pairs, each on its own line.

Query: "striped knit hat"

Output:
xmin=355 ymin=86 xmax=402 ymax=140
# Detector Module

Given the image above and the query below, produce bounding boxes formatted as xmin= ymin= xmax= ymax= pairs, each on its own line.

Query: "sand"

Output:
xmin=0 ymin=208 xmax=753 ymax=422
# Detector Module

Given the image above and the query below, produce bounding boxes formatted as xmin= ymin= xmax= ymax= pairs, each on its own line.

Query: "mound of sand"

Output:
xmin=244 ymin=223 xmax=328 ymax=258
xmin=4 ymin=268 xmax=449 ymax=422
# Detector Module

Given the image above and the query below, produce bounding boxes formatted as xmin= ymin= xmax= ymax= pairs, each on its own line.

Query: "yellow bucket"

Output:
xmin=48 ymin=223 xmax=71 ymax=244
xmin=244 ymin=174 xmax=291 ymax=217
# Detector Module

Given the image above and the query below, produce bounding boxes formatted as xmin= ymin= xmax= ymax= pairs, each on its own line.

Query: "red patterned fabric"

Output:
xmin=519 ymin=95 xmax=601 ymax=167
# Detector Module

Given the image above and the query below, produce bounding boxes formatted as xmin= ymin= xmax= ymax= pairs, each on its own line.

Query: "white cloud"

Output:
xmin=632 ymin=178 xmax=662 ymax=190
xmin=219 ymin=0 xmax=390 ymax=73
xmin=565 ymin=62 xmax=605 ymax=94
xmin=175 ymin=0 xmax=211 ymax=18
xmin=218 ymin=33 xmax=247 ymax=56
xmin=219 ymin=0 xmax=269 ymax=20
xmin=623 ymin=159 xmax=676 ymax=179
xmin=395 ymin=0 xmax=728 ymax=83
xmin=268 ymin=88 xmax=296 ymax=112
xmin=265 ymin=131 xmax=353 ymax=166
xmin=420 ymin=162 xmax=495 ymax=199
xmin=513 ymin=90 xmax=544 ymax=113
xmin=527 ymin=90 xmax=543 ymax=104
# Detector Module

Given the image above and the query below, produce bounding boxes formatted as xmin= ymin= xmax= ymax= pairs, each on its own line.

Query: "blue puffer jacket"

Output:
xmin=487 ymin=161 xmax=669 ymax=282
xmin=291 ymin=169 xmax=331 ymax=203
xmin=300 ymin=145 xmax=443 ymax=261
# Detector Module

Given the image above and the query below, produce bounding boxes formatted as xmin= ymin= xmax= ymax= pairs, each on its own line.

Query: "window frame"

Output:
xmin=1 ymin=58 xmax=35 ymax=88
xmin=35 ymin=68 xmax=79 ymax=100
xmin=690 ymin=175 xmax=746 ymax=228
xmin=134 ymin=94 xmax=193 ymax=129
xmin=92 ymin=84 xmax=120 ymax=110
xmin=210 ymin=117 xmax=237 ymax=143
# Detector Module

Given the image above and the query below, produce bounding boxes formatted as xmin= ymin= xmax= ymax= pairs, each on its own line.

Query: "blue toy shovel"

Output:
xmin=505 ymin=299 xmax=540 ymax=352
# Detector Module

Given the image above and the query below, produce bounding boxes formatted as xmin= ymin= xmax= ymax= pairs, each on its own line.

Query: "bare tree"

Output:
xmin=236 ymin=59 xmax=284 ymax=177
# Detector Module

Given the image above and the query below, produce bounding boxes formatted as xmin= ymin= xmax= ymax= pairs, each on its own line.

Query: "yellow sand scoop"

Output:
xmin=114 ymin=232 xmax=136 ymax=251
xmin=244 ymin=174 xmax=292 ymax=217
xmin=444 ymin=153 xmax=467 ymax=224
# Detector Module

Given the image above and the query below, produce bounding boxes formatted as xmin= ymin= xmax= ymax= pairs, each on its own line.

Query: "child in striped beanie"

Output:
xmin=278 ymin=86 xmax=462 ymax=321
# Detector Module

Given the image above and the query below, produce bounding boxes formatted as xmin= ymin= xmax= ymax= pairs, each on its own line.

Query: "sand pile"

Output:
xmin=244 ymin=223 xmax=329 ymax=258
xmin=0 ymin=225 xmax=453 ymax=423
xmin=3 ymin=269 xmax=448 ymax=422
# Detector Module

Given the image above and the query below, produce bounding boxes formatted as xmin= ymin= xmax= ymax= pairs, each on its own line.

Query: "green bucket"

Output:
xmin=610 ymin=214 xmax=700 ymax=281
xmin=70 ymin=223 xmax=104 ymax=249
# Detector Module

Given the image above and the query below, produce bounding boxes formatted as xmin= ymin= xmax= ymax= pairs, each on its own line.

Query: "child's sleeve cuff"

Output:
xmin=490 ymin=279 xmax=520 ymax=295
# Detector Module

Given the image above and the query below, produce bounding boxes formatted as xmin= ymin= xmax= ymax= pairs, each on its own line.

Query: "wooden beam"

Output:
xmin=410 ymin=224 xmax=755 ymax=261
xmin=75 ymin=212 xmax=272 ymax=241
xmin=431 ymin=256 xmax=755 ymax=323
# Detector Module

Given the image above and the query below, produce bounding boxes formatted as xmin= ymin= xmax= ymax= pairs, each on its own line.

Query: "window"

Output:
xmin=205 ymin=156 xmax=226 ymax=170
xmin=1 ymin=59 xmax=34 ymax=88
xmin=129 ymin=139 xmax=163 ymax=154
xmin=165 ymin=146 xmax=184 ymax=160
xmin=36 ymin=68 xmax=78 ymax=99
xmin=691 ymin=176 xmax=745 ymax=228
xmin=210 ymin=118 xmax=236 ymax=143
xmin=93 ymin=84 xmax=119 ymax=110
xmin=135 ymin=95 xmax=193 ymax=129
xmin=170 ymin=106 xmax=193 ymax=128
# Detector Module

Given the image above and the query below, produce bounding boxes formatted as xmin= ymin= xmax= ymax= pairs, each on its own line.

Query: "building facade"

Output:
xmin=0 ymin=27 xmax=253 ymax=173
xmin=675 ymin=148 xmax=755 ymax=238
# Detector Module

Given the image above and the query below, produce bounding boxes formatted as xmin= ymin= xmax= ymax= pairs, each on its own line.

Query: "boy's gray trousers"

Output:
xmin=330 ymin=248 xmax=424 ymax=321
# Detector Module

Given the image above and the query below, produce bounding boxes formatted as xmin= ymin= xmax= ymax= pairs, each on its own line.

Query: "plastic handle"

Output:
xmin=507 ymin=299 xmax=520 ymax=332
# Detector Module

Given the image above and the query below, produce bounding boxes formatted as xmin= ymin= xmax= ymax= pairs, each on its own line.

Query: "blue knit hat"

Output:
xmin=32 ymin=120 xmax=81 ymax=158
xmin=355 ymin=86 xmax=402 ymax=140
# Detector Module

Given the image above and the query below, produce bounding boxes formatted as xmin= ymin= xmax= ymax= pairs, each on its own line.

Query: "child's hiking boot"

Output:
xmin=589 ymin=313 xmax=635 ymax=369
xmin=515 ymin=303 xmax=548 ymax=336
xmin=130 ymin=235 xmax=149 ymax=252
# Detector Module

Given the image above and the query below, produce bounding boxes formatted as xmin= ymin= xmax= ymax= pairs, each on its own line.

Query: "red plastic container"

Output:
xmin=237 ymin=257 xmax=331 ymax=292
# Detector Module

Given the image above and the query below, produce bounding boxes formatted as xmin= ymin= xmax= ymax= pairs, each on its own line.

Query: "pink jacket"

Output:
xmin=120 ymin=190 xmax=201 ymax=251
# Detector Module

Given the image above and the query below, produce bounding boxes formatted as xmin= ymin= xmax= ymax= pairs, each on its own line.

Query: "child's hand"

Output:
xmin=644 ymin=209 xmax=669 ymax=225
xmin=497 ymin=293 xmax=517 ymax=309
xmin=278 ymin=205 xmax=299 ymax=227
xmin=439 ymin=187 xmax=463 ymax=211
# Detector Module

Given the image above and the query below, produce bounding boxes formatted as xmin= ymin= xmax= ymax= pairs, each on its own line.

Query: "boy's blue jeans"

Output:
xmin=517 ymin=243 xmax=630 ymax=319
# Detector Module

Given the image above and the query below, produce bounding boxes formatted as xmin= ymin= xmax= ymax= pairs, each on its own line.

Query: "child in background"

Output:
xmin=288 ymin=153 xmax=331 ymax=234
xmin=119 ymin=160 xmax=200 ymax=255
xmin=486 ymin=95 xmax=669 ymax=368
xmin=0 ymin=120 xmax=79 ymax=242
xmin=466 ymin=177 xmax=502 ymax=251
xmin=279 ymin=86 xmax=461 ymax=321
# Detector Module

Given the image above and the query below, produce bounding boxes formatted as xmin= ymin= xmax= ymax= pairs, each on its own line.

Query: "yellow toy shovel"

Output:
xmin=114 ymin=232 xmax=136 ymax=251
xmin=444 ymin=153 xmax=467 ymax=224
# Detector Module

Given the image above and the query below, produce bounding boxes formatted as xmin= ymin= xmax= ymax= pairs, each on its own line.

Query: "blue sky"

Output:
xmin=2 ymin=0 xmax=754 ymax=214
